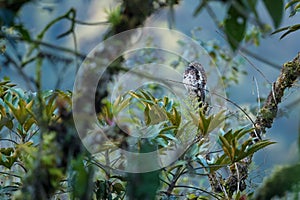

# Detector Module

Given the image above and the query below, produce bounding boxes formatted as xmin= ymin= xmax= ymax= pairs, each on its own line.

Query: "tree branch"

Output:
xmin=225 ymin=52 xmax=300 ymax=195
xmin=254 ymin=53 xmax=300 ymax=137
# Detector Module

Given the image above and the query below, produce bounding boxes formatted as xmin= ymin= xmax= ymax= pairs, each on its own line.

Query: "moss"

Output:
xmin=282 ymin=60 xmax=300 ymax=87
xmin=254 ymin=53 xmax=300 ymax=136
xmin=255 ymin=163 xmax=300 ymax=200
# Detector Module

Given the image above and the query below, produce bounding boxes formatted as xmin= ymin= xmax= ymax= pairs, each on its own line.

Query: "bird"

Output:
xmin=183 ymin=62 xmax=207 ymax=107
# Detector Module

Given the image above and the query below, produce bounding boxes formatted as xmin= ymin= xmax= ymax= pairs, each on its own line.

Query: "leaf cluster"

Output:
xmin=272 ymin=0 xmax=300 ymax=39
xmin=194 ymin=0 xmax=284 ymax=51
xmin=214 ymin=128 xmax=275 ymax=170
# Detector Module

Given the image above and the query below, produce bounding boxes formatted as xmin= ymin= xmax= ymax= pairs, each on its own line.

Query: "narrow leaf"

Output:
xmin=193 ymin=0 xmax=207 ymax=16
xmin=219 ymin=135 xmax=234 ymax=161
xmin=285 ymin=0 xmax=300 ymax=10
xmin=263 ymin=0 xmax=284 ymax=28
xmin=224 ymin=3 xmax=247 ymax=51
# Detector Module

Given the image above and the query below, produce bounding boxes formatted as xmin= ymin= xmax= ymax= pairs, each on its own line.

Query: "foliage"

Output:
xmin=194 ymin=0 xmax=284 ymax=51
xmin=254 ymin=163 xmax=300 ymax=199
xmin=272 ymin=0 xmax=300 ymax=39
xmin=216 ymin=128 xmax=274 ymax=166
xmin=0 ymin=0 xmax=299 ymax=199
xmin=0 ymin=78 xmax=276 ymax=199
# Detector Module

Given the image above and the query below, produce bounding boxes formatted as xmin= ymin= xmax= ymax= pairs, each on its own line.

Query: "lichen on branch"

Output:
xmin=224 ymin=53 xmax=300 ymax=196
xmin=253 ymin=52 xmax=300 ymax=138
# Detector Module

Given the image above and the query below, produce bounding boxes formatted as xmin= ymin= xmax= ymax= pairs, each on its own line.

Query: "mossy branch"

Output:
xmin=224 ymin=53 xmax=300 ymax=196
xmin=253 ymin=52 xmax=300 ymax=138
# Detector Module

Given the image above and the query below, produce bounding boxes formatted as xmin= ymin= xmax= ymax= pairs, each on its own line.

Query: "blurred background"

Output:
xmin=0 ymin=0 xmax=299 ymax=198
xmin=1 ymin=0 xmax=299 ymax=169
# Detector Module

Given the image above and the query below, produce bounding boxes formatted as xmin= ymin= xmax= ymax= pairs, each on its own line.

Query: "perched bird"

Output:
xmin=183 ymin=62 xmax=207 ymax=106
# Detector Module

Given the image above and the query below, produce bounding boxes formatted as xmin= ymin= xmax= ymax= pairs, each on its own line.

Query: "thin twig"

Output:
xmin=253 ymin=77 xmax=261 ymax=114
xmin=3 ymin=52 xmax=34 ymax=90
xmin=71 ymin=19 xmax=109 ymax=26
xmin=165 ymin=166 xmax=185 ymax=196
xmin=235 ymin=163 xmax=240 ymax=192
xmin=0 ymin=138 xmax=18 ymax=145
xmin=0 ymin=34 xmax=86 ymax=59
xmin=240 ymin=47 xmax=281 ymax=70
xmin=215 ymin=30 xmax=281 ymax=70
xmin=241 ymin=52 xmax=272 ymax=84
xmin=159 ymin=177 xmax=171 ymax=186
xmin=174 ymin=185 xmax=222 ymax=199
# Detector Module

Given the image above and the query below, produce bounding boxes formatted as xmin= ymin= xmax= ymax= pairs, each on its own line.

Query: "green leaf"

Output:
xmin=140 ymin=98 xmax=155 ymax=105
xmin=112 ymin=183 xmax=125 ymax=194
xmin=113 ymin=95 xmax=130 ymax=114
xmin=207 ymin=110 xmax=226 ymax=133
xmin=159 ymin=126 xmax=177 ymax=133
xmin=167 ymin=107 xmax=181 ymax=127
xmin=263 ymin=0 xmax=283 ymax=28
xmin=160 ymin=132 xmax=178 ymax=141
xmin=0 ymin=103 xmax=6 ymax=115
xmin=285 ymin=0 xmax=300 ymax=10
xmin=187 ymin=193 xmax=197 ymax=199
xmin=279 ymin=24 xmax=300 ymax=39
xmin=271 ymin=26 xmax=289 ymax=35
xmin=234 ymin=128 xmax=253 ymax=141
xmin=14 ymin=25 xmax=31 ymax=41
xmin=223 ymin=129 xmax=233 ymax=141
xmin=165 ymin=97 xmax=173 ymax=112
xmin=237 ymin=140 xmax=275 ymax=160
xmin=146 ymin=104 xmax=168 ymax=125
xmin=8 ymin=88 xmax=26 ymax=100
xmin=140 ymin=90 xmax=155 ymax=101
xmin=45 ymin=93 xmax=58 ymax=117
xmin=198 ymin=112 xmax=212 ymax=136
xmin=117 ymin=97 xmax=131 ymax=113
xmin=247 ymin=0 xmax=259 ymax=18
xmin=5 ymin=99 xmax=32 ymax=125
xmin=224 ymin=3 xmax=247 ymax=51
xmin=23 ymin=117 xmax=36 ymax=132
xmin=128 ymin=91 xmax=142 ymax=99
xmin=70 ymin=156 xmax=92 ymax=199
xmin=0 ymin=148 xmax=17 ymax=169
xmin=0 ymin=80 xmax=11 ymax=86
xmin=240 ymin=139 xmax=253 ymax=152
xmin=193 ymin=0 xmax=207 ymax=16
xmin=155 ymin=137 xmax=168 ymax=147
xmin=129 ymin=91 xmax=155 ymax=106
xmin=219 ymin=135 xmax=234 ymax=161
xmin=144 ymin=106 xmax=151 ymax=125
xmin=287 ymin=3 xmax=300 ymax=16
xmin=0 ymin=116 xmax=14 ymax=130
xmin=211 ymin=154 xmax=231 ymax=172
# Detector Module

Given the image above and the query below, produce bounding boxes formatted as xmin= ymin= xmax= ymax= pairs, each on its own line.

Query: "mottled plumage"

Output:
xmin=183 ymin=62 xmax=207 ymax=106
